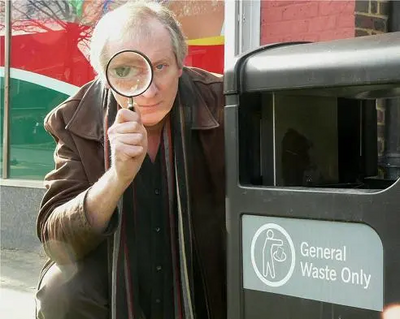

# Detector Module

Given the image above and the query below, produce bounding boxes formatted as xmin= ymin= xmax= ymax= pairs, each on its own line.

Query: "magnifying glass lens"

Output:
xmin=106 ymin=51 xmax=153 ymax=97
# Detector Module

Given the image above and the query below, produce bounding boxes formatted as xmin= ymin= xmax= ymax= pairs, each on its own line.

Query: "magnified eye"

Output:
xmin=114 ymin=67 xmax=130 ymax=77
xmin=112 ymin=66 xmax=139 ymax=78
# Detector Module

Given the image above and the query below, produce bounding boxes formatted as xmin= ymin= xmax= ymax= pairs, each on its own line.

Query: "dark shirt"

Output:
xmin=133 ymin=150 xmax=174 ymax=319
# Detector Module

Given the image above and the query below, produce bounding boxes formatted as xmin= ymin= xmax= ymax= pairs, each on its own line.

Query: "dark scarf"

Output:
xmin=103 ymin=84 xmax=195 ymax=319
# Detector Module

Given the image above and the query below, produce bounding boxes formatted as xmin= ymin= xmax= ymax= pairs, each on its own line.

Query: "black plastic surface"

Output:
xmin=224 ymin=32 xmax=400 ymax=95
xmin=224 ymin=32 xmax=400 ymax=319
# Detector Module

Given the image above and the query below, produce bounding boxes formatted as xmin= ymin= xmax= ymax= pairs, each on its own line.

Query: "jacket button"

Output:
xmin=154 ymin=188 xmax=160 ymax=195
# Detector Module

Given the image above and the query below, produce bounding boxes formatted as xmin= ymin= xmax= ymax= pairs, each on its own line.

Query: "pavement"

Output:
xmin=0 ymin=248 xmax=47 ymax=319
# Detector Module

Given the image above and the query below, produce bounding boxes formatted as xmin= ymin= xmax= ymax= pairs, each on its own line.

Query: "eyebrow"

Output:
xmin=151 ymin=58 xmax=172 ymax=66
xmin=150 ymin=50 xmax=175 ymax=65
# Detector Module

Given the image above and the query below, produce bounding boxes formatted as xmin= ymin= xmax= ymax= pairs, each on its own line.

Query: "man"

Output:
xmin=35 ymin=2 xmax=226 ymax=319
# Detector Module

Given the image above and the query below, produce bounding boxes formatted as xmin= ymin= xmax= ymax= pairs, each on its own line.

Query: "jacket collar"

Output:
xmin=65 ymin=69 xmax=220 ymax=142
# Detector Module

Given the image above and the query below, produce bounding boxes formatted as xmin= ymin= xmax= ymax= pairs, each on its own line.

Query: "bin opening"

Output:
xmin=238 ymin=90 xmax=399 ymax=190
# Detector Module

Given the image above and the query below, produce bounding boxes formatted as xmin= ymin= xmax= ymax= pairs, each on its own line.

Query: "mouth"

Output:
xmin=139 ymin=102 xmax=161 ymax=108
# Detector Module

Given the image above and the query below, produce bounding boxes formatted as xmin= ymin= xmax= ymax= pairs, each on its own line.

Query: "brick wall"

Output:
xmin=354 ymin=0 xmax=390 ymax=159
xmin=376 ymin=100 xmax=386 ymax=158
xmin=355 ymin=0 xmax=390 ymax=36
xmin=261 ymin=0 xmax=356 ymax=44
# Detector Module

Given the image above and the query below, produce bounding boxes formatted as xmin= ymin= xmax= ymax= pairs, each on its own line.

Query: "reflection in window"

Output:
xmin=2 ymin=0 xmax=225 ymax=180
xmin=7 ymin=0 xmax=98 ymax=180
xmin=238 ymin=92 xmax=400 ymax=191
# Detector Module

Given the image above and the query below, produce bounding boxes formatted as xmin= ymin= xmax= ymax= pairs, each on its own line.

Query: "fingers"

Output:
xmin=112 ymin=143 xmax=145 ymax=159
xmin=114 ymin=108 xmax=141 ymax=124
xmin=109 ymin=121 xmax=144 ymax=135
xmin=109 ymin=132 xmax=147 ymax=160
xmin=108 ymin=107 xmax=146 ymax=136
xmin=108 ymin=125 xmax=147 ymax=161
xmin=108 ymin=108 xmax=147 ymax=163
xmin=109 ymin=133 xmax=145 ymax=146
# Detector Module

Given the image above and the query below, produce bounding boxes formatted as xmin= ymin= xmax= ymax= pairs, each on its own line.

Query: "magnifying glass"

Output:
xmin=105 ymin=50 xmax=153 ymax=111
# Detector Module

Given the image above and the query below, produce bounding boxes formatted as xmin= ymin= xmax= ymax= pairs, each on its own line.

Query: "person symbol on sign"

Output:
xmin=262 ymin=229 xmax=287 ymax=279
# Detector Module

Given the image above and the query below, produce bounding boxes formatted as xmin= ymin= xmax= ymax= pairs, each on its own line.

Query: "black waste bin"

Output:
xmin=224 ymin=32 xmax=400 ymax=319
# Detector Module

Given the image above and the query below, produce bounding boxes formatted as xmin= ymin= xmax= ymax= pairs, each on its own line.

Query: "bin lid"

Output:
xmin=224 ymin=32 xmax=400 ymax=96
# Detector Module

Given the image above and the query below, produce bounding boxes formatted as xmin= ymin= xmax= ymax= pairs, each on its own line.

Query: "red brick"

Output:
xmin=319 ymin=0 xmax=355 ymax=16
xmin=262 ymin=6 xmax=284 ymax=23
xmin=264 ymin=19 xmax=309 ymax=36
xmin=262 ymin=1 xmax=298 ymax=9
xmin=283 ymin=35 xmax=293 ymax=42
xmin=295 ymin=33 xmax=320 ymax=42
xmin=281 ymin=2 xmax=319 ymax=20
xmin=355 ymin=14 xmax=387 ymax=31
xmin=308 ymin=15 xmax=337 ymax=32
xmin=260 ymin=0 xmax=355 ymax=45
xmin=261 ymin=36 xmax=285 ymax=44
xmin=337 ymin=12 xmax=355 ymax=28
xmin=344 ymin=0 xmax=356 ymax=14
xmin=320 ymin=27 xmax=355 ymax=41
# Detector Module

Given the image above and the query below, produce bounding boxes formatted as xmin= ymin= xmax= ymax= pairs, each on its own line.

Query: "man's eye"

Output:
xmin=112 ymin=66 xmax=139 ymax=78
xmin=155 ymin=64 xmax=166 ymax=71
xmin=114 ymin=67 xmax=131 ymax=77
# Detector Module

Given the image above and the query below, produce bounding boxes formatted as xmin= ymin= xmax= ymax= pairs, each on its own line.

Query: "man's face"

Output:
xmin=106 ymin=18 xmax=182 ymax=127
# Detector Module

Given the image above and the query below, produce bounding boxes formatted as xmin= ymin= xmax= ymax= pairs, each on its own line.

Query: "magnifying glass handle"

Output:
xmin=127 ymin=97 xmax=135 ymax=112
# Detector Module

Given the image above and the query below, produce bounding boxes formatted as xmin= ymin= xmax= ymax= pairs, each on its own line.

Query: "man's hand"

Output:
xmin=107 ymin=108 xmax=148 ymax=186
xmin=85 ymin=107 xmax=147 ymax=233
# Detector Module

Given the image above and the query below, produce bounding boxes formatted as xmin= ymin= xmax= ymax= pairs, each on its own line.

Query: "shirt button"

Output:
xmin=155 ymin=227 xmax=161 ymax=232
xmin=155 ymin=299 xmax=161 ymax=303
xmin=154 ymin=188 xmax=160 ymax=195
xmin=156 ymin=265 xmax=162 ymax=271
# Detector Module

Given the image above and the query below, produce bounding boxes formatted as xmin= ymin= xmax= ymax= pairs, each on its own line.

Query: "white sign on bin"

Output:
xmin=242 ymin=215 xmax=383 ymax=311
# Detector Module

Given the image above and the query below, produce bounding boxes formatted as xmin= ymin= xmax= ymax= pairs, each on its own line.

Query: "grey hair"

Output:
xmin=89 ymin=1 xmax=188 ymax=81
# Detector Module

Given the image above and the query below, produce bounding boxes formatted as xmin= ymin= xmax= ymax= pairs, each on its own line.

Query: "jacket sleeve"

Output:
xmin=37 ymin=106 xmax=117 ymax=264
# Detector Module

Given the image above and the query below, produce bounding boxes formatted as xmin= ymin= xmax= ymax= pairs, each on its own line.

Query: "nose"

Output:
xmin=141 ymin=81 xmax=158 ymax=98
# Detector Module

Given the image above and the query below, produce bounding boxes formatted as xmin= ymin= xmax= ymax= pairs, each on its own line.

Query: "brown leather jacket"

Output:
xmin=37 ymin=67 xmax=226 ymax=319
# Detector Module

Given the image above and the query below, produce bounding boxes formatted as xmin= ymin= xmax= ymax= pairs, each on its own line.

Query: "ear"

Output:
xmin=178 ymin=68 xmax=183 ymax=77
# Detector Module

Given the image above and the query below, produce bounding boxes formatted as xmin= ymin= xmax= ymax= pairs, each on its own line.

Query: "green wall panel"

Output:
xmin=0 ymin=77 xmax=69 ymax=180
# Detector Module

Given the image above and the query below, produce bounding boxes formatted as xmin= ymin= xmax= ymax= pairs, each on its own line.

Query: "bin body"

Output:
xmin=224 ymin=33 xmax=400 ymax=319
